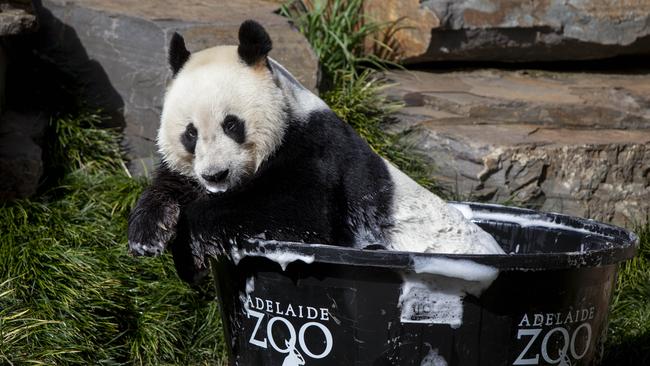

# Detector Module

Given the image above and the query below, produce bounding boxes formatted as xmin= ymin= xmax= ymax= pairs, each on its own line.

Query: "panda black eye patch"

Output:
xmin=222 ymin=115 xmax=246 ymax=144
xmin=181 ymin=123 xmax=198 ymax=154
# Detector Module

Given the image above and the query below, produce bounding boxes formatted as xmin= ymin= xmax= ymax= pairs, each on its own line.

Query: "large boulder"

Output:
xmin=0 ymin=111 xmax=48 ymax=200
xmin=383 ymin=69 xmax=650 ymax=225
xmin=0 ymin=0 xmax=38 ymax=115
xmin=34 ymin=0 xmax=319 ymax=175
xmin=364 ymin=0 xmax=650 ymax=63
xmin=0 ymin=1 xmax=42 ymax=200
xmin=0 ymin=0 xmax=37 ymax=36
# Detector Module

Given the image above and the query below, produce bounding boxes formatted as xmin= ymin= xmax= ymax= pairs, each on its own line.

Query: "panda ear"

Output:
xmin=169 ymin=32 xmax=191 ymax=76
xmin=238 ymin=20 xmax=272 ymax=67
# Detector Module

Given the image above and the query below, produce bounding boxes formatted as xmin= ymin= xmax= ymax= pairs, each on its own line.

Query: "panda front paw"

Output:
xmin=128 ymin=201 xmax=180 ymax=257
xmin=128 ymin=239 xmax=166 ymax=257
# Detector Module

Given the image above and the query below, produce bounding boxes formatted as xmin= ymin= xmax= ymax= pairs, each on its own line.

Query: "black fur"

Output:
xmin=222 ymin=115 xmax=246 ymax=144
xmin=181 ymin=123 xmax=198 ymax=154
xmin=128 ymin=163 xmax=201 ymax=253
xmin=182 ymin=109 xmax=394 ymax=270
xmin=128 ymin=109 xmax=394 ymax=284
xmin=169 ymin=32 xmax=191 ymax=76
xmin=237 ymin=20 xmax=272 ymax=66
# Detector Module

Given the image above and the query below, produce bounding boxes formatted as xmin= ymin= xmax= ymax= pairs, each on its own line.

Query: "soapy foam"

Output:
xmin=229 ymin=240 xmax=315 ymax=271
xmin=259 ymin=250 xmax=315 ymax=271
xmin=240 ymin=276 xmax=256 ymax=313
xmin=399 ymin=275 xmax=465 ymax=328
xmin=412 ymin=257 xmax=499 ymax=292
xmin=450 ymin=203 xmax=597 ymax=236
xmin=400 ymin=257 xmax=499 ymax=327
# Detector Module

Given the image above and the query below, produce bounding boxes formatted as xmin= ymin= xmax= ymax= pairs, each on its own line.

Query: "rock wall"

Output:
xmin=35 ymin=0 xmax=319 ymax=175
xmin=383 ymin=70 xmax=650 ymax=225
xmin=364 ymin=0 xmax=650 ymax=63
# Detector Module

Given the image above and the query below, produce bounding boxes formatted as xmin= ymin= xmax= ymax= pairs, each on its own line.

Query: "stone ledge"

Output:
xmin=383 ymin=70 xmax=650 ymax=225
xmin=364 ymin=0 xmax=650 ymax=62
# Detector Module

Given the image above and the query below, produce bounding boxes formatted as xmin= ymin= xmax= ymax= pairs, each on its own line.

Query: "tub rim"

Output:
xmin=233 ymin=202 xmax=639 ymax=271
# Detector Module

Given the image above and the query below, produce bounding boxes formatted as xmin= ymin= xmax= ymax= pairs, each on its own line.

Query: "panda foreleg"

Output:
xmin=128 ymin=163 xmax=198 ymax=257
xmin=169 ymin=209 xmax=211 ymax=287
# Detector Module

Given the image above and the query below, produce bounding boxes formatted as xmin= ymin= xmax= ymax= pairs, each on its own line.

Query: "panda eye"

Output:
xmin=222 ymin=115 xmax=246 ymax=144
xmin=186 ymin=125 xmax=197 ymax=138
xmin=180 ymin=123 xmax=198 ymax=154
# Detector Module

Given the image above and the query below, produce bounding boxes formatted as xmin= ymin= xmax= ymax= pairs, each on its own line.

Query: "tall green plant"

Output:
xmin=280 ymin=0 xmax=398 ymax=81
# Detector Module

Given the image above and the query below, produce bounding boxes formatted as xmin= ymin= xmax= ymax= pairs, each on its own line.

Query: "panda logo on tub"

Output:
xmin=282 ymin=340 xmax=305 ymax=366
xmin=127 ymin=20 xmax=501 ymax=282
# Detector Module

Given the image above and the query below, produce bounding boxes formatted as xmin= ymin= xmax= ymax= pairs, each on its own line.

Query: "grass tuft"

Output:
xmin=280 ymin=0 xmax=398 ymax=82
xmin=604 ymin=222 xmax=650 ymax=365
xmin=0 ymin=113 xmax=226 ymax=365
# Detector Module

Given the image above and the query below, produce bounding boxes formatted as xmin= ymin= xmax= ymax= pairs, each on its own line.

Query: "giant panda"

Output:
xmin=127 ymin=20 xmax=503 ymax=283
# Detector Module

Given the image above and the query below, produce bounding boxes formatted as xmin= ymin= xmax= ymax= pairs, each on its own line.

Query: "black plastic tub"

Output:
xmin=210 ymin=203 xmax=638 ymax=366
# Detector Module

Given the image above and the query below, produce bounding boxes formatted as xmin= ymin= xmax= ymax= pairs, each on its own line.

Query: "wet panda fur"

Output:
xmin=127 ymin=20 xmax=501 ymax=284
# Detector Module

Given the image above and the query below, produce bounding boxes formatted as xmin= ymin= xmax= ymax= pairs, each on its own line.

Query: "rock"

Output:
xmin=0 ymin=1 xmax=38 ymax=36
xmin=0 ymin=0 xmax=38 ymax=115
xmin=34 ymin=0 xmax=319 ymax=174
xmin=0 ymin=111 xmax=49 ymax=200
xmin=383 ymin=70 xmax=650 ymax=226
xmin=364 ymin=0 xmax=650 ymax=62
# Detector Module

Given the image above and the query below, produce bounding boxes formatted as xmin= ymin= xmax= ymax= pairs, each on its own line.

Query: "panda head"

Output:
xmin=158 ymin=20 xmax=287 ymax=194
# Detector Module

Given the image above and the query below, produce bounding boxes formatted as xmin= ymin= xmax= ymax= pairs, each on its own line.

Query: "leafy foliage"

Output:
xmin=0 ymin=114 xmax=227 ymax=365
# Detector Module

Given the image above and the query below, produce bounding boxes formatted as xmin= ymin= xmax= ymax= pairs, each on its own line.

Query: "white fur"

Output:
xmin=268 ymin=58 xmax=328 ymax=120
xmin=383 ymin=160 xmax=504 ymax=255
xmin=158 ymin=46 xmax=287 ymax=192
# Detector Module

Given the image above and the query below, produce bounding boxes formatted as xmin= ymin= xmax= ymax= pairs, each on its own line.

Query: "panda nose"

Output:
xmin=202 ymin=169 xmax=229 ymax=183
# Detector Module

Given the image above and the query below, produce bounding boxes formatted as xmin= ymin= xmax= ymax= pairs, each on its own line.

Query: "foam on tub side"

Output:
xmin=399 ymin=256 xmax=499 ymax=328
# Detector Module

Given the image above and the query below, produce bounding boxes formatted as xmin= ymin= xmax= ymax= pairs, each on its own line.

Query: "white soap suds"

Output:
xmin=259 ymin=250 xmax=315 ymax=271
xmin=450 ymin=203 xmax=597 ymax=236
xmin=412 ymin=257 xmax=499 ymax=293
xmin=229 ymin=240 xmax=315 ymax=271
xmin=420 ymin=345 xmax=448 ymax=366
xmin=399 ymin=276 xmax=464 ymax=327
xmin=240 ymin=276 xmax=256 ymax=313
xmin=400 ymin=257 xmax=498 ymax=327
xmin=245 ymin=276 xmax=255 ymax=294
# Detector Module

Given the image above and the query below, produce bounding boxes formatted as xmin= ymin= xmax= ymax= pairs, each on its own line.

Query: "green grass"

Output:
xmin=0 ymin=113 xmax=226 ymax=365
xmin=604 ymin=223 xmax=650 ymax=365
